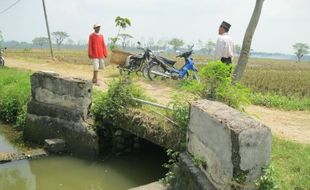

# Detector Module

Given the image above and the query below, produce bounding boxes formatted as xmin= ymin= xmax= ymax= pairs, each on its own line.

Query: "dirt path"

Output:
xmin=246 ymin=105 xmax=310 ymax=144
xmin=5 ymin=58 xmax=310 ymax=144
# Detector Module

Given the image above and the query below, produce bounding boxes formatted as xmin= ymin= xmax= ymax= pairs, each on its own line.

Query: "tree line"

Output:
xmin=0 ymin=27 xmax=309 ymax=62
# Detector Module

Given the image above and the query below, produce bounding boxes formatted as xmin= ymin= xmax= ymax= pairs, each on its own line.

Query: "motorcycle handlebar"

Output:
xmin=177 ymin=50 xmax=193 ymax=58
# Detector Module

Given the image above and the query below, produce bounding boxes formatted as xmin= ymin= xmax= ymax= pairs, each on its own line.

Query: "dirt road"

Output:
xmin=5 ymin=58 xmax=310 ymax=144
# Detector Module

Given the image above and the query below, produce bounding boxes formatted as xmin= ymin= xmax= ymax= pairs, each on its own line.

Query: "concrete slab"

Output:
xmin=128 ymin=182 xmax=167 ymax=190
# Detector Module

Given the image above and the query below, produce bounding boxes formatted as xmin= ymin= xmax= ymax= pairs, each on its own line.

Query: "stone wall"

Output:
xmin=24 ymin=71 xmax=99 ymax=158
xmin=186 ymin=100 xmax=272 ymax=190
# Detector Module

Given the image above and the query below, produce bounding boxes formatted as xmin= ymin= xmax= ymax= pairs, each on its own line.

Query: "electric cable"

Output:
xmin=0 ymin=0 xmax=22 ymax=15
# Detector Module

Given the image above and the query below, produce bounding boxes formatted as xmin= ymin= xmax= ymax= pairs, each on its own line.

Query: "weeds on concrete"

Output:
xmin=160 ymin=149 xmax=180 ymax=185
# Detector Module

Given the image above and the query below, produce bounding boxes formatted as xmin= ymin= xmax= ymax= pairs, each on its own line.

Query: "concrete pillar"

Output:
xmin=187 ymin=100 xmax=272 ymax=190
xmin=24 ymin=71 xmax=98 ymax=159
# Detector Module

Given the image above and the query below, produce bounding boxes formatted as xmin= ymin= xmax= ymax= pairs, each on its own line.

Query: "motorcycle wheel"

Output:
xmin=119 ymin=67 xmax=131 ymax=76
xmin=147 ymin=63 xmax=166 ymax=81
xmin=142 ymin=63 xmax=151 ymax=79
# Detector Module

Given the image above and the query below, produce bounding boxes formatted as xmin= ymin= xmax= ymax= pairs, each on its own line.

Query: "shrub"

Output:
xmin=179 ymin=61 xmax=251 ymax=110
xmin=0 ymin=68 xmax=31 ymax=128
xmin=91 ymin=77 xmax=146 ymax=122
xmin=255 ymin=165 xmax=280 ymax=190
xmin=167 ymin=93 xmax=199 ymax=131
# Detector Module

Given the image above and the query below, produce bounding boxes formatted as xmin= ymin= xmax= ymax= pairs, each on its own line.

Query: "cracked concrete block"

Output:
xmin=187 ymin=100 xmax=272 ymax=190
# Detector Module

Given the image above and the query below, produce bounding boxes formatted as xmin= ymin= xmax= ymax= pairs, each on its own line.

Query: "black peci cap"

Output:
xmin=221 ymin=21 xmax=231 ymax=31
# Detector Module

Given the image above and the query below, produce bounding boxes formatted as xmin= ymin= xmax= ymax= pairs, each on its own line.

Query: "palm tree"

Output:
xmin=232 ymin=0 xmax=265 ymax=83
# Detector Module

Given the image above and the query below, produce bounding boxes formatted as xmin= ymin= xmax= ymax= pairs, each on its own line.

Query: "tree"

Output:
xmin=32 ymin=37 xmax=48 ymax=48
xmin=205 ymin=40 xmax=216 ymax=55
xmin=66 ymin=38 xmax=75 ymax=46
xmin=169 ymin=38 xmax=184 ymax=51
xmin=232 ymin=0 xmax=265 ymax=83
xmin=119 ymin=33 xmax=133 ymax=49
xmin=111 ymin=16 xmax=131 ymax=49
xmin=293 ymin=43 xmax=309 ymax=62
xmin=52 ymin=31 xmax=69 ymax=48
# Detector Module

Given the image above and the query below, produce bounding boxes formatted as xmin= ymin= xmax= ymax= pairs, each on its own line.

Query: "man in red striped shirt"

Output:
xmin=88 ymin=23 xmax=108 ymax=85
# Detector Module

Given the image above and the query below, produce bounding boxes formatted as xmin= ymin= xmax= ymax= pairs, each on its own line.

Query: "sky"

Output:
xmin=0 ymin=0 xmax=309 ymax=54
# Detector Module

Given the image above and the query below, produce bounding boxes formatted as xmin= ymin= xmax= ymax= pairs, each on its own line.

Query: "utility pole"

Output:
xmin=42 ymin=0 xmax=54 ymax=60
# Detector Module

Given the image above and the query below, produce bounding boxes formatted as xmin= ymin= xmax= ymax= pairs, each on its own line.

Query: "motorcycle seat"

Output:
xmin=131 ymin=54 xmax=144 ymax=59
xmin=159 ymin=56 xmax=176 ymax=65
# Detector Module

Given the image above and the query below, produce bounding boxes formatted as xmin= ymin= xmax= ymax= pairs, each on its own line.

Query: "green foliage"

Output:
xmin=115 ymin=16 xmax=131 ymax=29
xmin=0 ymin=68 xmax=31 ymax=128
xmin=191 ymin=156 xmax=207 ymax=169
xmin=160 ymin=149 xmax=180 ymax=185
xmin=216 ymin=81 xmax=251 ymax=111
xmin=293 ymin=42 xmax=309 ymax=62
xmin=199 ymin=61 xmax=231 ymax=99
xmin=32 ymin=37 xmax=48 ymax=48
xmin=111 ymin=16 xmax=132 ymax=49
xmin=250 ymin=93 xmax=310 ymax=111
xmin=180 ymin=61 xmax=250 ymax=110
xmin=91 ymin=77 xmax=145 ymax=122
xmin=52 ymin=31 xmax=69 ymax=48
xmin=167 ymin=93 xmax=198 ymax=131
xmin=255 ymin=165 xmax=279 ymax=190
xmin=15 ymin=104 xmax=27 ymax=130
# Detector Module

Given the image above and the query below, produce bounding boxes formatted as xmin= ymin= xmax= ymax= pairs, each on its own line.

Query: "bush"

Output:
xmin=167 ymin=93 xmax=199 ymax=131
xmin=0 ymin=68 xmax=31 ymax=128
xmin=255 ymin=165 xmax=280 ymax=190
xmin=180 ymin=61 xmax=250 ymax=110
xmin=91 ymin=77 xmax=146 ymax=122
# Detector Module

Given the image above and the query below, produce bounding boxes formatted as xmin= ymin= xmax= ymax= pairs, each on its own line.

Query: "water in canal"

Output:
xmin=0 ymin=125 xmax=167 ymax=190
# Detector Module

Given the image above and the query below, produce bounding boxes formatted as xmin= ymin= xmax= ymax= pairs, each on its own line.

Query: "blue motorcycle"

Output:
xmin=147 ymin=46 xmax=200 ymax=81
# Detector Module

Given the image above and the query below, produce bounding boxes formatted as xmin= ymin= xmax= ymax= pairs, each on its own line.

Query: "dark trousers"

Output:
xmin=221 ymin=57 xmax=232 ymax=65
xmin=221 ymin=57 xmax=232 ymax=75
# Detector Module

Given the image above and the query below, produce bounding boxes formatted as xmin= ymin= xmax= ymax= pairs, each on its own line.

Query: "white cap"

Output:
xmin=93 ymin=23 xmax=101 ymax=29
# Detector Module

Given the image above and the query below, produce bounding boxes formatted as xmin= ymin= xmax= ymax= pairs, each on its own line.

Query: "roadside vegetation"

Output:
xmin=0 ymin=67 xmax=31 ymax=129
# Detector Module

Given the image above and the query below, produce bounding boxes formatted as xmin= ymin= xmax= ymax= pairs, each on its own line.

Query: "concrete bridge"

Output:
xmin=23 ymin=71 xmax=272 ymax=190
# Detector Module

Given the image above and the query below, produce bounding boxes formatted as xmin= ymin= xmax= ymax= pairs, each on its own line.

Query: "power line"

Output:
xmin=0 ymin=0 xmax=22 ymax=15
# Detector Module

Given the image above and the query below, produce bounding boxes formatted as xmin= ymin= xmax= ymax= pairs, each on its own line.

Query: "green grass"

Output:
xmin=250 ymin=93 xmax=310 ymax=111
xmin=272 ymin=137 xmax=310 ymax=190
xmin=0 ymin=67 xmax=31 ymax=128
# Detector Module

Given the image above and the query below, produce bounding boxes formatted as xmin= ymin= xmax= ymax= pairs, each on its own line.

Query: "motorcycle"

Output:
xmin=0 ymin=47 xmax=6 ymax=68
xmin=147 ymin=46 xmax=200 ymax=81
xmin=118 ymin=42 xmax=153 ymax=78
